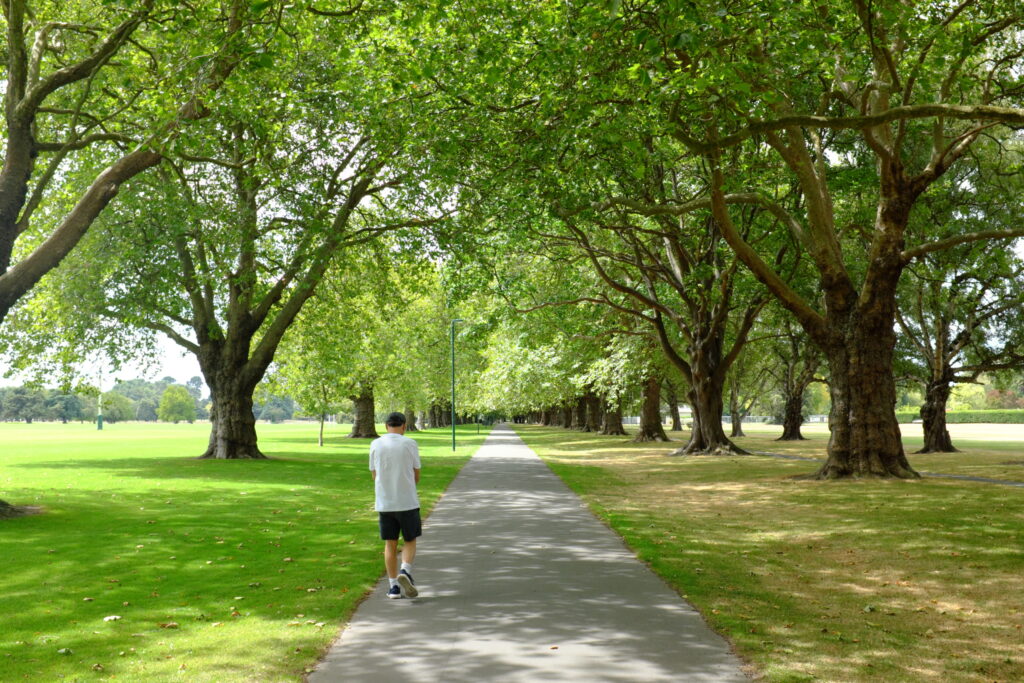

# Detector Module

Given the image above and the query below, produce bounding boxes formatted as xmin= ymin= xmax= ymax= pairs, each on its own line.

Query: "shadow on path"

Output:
xmin=309 ymin=425 xmax=748 ymax=683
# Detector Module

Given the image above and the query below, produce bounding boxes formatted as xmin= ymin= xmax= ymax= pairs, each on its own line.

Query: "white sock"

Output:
xmin=401 ymin=562 xmax=413 ymax=574
xmin=389 ymin=577 xmax=399 ymax=588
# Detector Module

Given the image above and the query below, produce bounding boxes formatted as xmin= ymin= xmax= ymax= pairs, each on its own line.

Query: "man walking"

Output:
xmin=369 ymin=412 xmax=421 ymax=599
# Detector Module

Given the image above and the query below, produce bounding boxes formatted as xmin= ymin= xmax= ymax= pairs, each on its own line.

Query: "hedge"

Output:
xmin=895 ymin=409 xmax=1024 ymax=424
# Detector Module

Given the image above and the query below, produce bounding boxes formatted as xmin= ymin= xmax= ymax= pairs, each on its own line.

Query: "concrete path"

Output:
xmin=309 ymin=425 xmax=747 ymax=683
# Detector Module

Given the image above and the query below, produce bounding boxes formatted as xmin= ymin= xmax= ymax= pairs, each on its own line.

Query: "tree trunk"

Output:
xmin=777 ymin=394 xmax=806 ymax=441
xmin=347 ymin=384 xmax=378 ymax=439
xmin=318 ymin=413 xmax=326 ymax=447
xmin=199 ymin=379 xmax=265 ymax=459
xmin=665 ymin=381 xmax=683 ymax=431
xmin=634 ymin=377 xmax=670 ymax=442
xmin=672 ymin=364 xmax=746 ymax=455
xmin=817 ymin=314 xmax=918 ymax=479
xmin=918 ymin=378 xmax=957 ymax=453
xmin=600 ymin=399 xmax=628 ymax=436
xmin=728 ymin=375 xmax=746 ymax=437
xmin=572 ymin=397 xmax=586 ymax=430
xmin=405 ymin=406 xmax=419 ymax=432
xmin=561 ymin=404 xmax=573 ymax=429
xmin=541 ymin=408 xmax=553 ymax=426
xmin=584 ymin=393 xmax=602 ymax=432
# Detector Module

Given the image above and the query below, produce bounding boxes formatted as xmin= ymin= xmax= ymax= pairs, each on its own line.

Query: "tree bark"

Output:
xmin=778 ymin=394 xmax=806 ymax=441
xmin=672 ymin=364 xmax=746 ymax=455
xmin=404 ymin=406 xmax=419 ymax=432
xmin=664 ymin=380 xmax=683 ymax=431
xmin=634 ymin=376 xmax=670 ymax=442
xmin=540 ymin=408 xmax=553 ymax=426
xmin=347 ymin=384 xmax=378 ymax=439
xmin=199 ymin=374 xmax=265 ymax=459
xmin=583 ymin=392 xmax=602 ymax=432
xmin=600 ymin=399 xmax=628 ymax=435
xmin=318 ymin=413 xmax=326 ymax=447
xmin=669 ymin=399 xmax=683 ymax=431
xmin=918 ymin=378 xmax=958 ymax=453
xmin=571 ymin=397 xmax=586 ymax=430
xmin=561 ymin=404 xmax=573 ymax=429
xmin=817 ymin=314 xmax=918 ymax=478
xmin=728 ymin=377 xmax=746 ymax=437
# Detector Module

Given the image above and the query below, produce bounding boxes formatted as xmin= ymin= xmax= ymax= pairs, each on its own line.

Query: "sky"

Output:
xmin=0 ymin=336 xmax=204 ymax=392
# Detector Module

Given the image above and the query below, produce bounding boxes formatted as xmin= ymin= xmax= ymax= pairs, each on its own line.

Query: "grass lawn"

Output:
xmin=0 ymin=421 xmax=486 ymax=682
xmin=517 ymin=424 xmax=1024 ymax=683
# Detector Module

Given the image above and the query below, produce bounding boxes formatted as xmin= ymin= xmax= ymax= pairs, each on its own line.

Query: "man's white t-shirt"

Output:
xmin=369 ymin=433 xmax=421 ymax=512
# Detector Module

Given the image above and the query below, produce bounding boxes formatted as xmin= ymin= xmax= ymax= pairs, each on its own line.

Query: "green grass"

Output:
xmin=0 ymin=421 xmax=486 ymax=681
xmin=517 ymin=425 xmax=1024 ymax=683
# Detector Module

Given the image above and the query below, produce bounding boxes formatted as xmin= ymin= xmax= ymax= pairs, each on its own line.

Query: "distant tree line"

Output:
xmin=0 ymin=376 xmax=206 ymax=424
xmin=0 ymin=376 xmax=297 ymax=425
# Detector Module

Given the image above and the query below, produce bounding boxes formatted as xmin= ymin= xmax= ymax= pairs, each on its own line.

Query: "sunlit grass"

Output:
xmin=518 ymin=425 xmax=1024 ymax=683
xmin=0 ymin=421 xmax=485 ymax=681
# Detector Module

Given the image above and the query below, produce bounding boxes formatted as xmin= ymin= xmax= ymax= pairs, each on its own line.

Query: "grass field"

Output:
xmin=517 ymin=424 xmax=1024 ymax=683
xmin=0 ymin=421 xmax=486 ymax=682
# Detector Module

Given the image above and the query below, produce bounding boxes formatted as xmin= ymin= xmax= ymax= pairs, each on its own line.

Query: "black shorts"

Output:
xmin=378 ymin=508 xmax=422 ymax=542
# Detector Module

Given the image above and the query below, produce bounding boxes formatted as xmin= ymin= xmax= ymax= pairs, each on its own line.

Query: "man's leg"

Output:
xmin=397 ymin=538 xmax=419 ymax=597
xmin=384 ymin=539 xmax=399 ymax=578
xmin=401 ymin=538 xmax=416 ymax=566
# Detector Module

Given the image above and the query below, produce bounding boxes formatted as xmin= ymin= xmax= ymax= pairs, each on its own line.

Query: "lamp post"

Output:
xmin=450 ymin=318 xmax=463 ymax=451
xmin=96 ymin=368 xmax=104 ymax=431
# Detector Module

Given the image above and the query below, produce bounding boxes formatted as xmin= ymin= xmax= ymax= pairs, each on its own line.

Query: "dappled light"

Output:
xmin=519 ymin=425 xmax=1024 ymax=682
xmin=311 ymin=425 xmax=746 ymax=682
xmin=0 ymin=422 xmax=487 ymax=680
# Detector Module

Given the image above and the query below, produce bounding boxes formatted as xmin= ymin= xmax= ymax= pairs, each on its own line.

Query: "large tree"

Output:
xmin=898 ymin=244 xmax=1024 ymax=453
xmin=0 ymin=0 xmax=258 ymax=325
xmin=673 ymin=1 xmax=1024 ymax=477
xmin=490 ymin=0 xmax=1024 ymax=477
xmin=15 ymin=5 xmax=444 ymax=458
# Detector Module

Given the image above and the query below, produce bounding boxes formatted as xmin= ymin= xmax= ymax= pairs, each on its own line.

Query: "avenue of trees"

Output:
xmin=2 ymin=0 xmax=1024 ymax=520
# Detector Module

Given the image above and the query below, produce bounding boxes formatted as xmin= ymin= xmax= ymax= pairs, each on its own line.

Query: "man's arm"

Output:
xmin=414 ymin=468 xmax=420 ymax=485
xmin=371 ymin=470 xmax=376 ymax=480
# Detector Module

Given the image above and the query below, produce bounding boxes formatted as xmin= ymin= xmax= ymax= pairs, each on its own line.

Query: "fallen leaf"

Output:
xmin=103 ymin=616 xmax=122 ymax=622
xmin=158 ymin=622 xmax=179 ymax=629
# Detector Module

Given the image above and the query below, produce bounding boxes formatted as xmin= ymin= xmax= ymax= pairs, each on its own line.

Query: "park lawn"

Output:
xmin=736 ymin=422 xmax=1024 ymax=482
xmin=517 ymin=425 xmax=1024 ymax=683
xmin=0 ymin=421 xmax=485 ymax=682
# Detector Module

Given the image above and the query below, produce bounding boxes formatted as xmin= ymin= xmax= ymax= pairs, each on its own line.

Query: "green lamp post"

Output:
xmin=450 ymin=318 xmax=463 ymax=451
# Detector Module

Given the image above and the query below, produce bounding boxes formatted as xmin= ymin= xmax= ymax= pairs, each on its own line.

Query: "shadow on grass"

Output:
xmin=0 ymin=442 xmax=477 ymax=680
xmin=515 ymin=425 xmax=1024 ymax=683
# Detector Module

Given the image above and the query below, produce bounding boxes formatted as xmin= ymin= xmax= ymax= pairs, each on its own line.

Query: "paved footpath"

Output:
xmin=309 ymin=425 xmax=748 ymax=683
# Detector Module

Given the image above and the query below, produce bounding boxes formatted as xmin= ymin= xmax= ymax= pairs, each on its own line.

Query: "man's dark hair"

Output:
xmin=385 ymin=411 xmax=407 ymax=427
